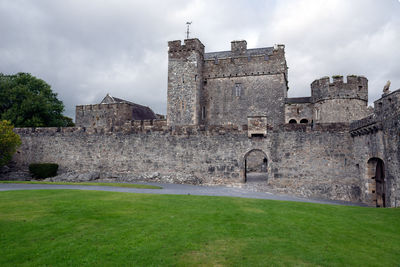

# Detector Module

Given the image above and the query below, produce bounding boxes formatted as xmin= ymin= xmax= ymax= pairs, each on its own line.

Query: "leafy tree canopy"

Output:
xmin=0 ymin=73 xmax=74 ymax=127
xmin=0 ymin=120 xmax=21 ymax=167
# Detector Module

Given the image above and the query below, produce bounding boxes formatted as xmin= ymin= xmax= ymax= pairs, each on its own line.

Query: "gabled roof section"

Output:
xmin=100 ymin=94 xmax=157 ymax=120
xmin=101 ymin=94 xmax=116 ymax=104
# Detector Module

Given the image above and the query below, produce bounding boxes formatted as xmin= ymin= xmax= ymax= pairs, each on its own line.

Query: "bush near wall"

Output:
xmin=29 ymin=163 xmax=58 ymax=179
xmin=0 ymin=120 xmax=21 ymax=168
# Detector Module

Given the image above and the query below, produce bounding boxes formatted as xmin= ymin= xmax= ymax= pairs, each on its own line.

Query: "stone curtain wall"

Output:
xmin=269 ymin=128 xmax=360 ymax=202
xmin=13 ymin=126 xmax=361 ymax=202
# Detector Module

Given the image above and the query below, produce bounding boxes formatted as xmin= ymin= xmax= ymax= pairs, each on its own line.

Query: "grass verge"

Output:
xmin=0 ymin=180 xmax=161 ymax=189
xmin=0 ymin=190 xmax=399 ymax=266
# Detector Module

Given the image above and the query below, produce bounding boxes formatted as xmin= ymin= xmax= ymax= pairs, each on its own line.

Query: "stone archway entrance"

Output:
xmin=244 ymin=149 xmax=268 ymax=183
xmin=366 ymin=158 xmax=386 ymax=207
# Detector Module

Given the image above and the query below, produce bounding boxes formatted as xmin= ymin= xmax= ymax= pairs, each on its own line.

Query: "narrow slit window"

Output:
xmin=235 ymin=83 xmax=242 ymax=97
xmin=201 ymin=106 xmax=206 ymax=120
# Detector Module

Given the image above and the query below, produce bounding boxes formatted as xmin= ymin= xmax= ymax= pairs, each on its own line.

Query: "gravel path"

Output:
xmin=0 ymin=182 xmax=366 ymax=206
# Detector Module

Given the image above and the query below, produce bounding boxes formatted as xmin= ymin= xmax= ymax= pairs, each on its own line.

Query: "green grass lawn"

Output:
xmin=0 ymin=180 xmax=162 ymax=189
xmin=0 ymin=190 xmax=399 ymax=266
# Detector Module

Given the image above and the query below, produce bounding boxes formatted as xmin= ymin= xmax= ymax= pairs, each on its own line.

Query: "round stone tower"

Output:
xmin=311 ymin=75 xmax=369 ymax=123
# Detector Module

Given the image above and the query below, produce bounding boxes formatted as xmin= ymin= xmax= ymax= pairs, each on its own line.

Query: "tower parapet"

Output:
xmin=311 ymin=75 xmax=368 ymax=103
xmin=311 ymin=75 xmax=369 ymax=123
xmin=168 ymin=38 xmax=205 ymax=58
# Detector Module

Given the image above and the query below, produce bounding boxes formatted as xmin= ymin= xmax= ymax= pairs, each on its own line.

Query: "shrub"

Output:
xmin=29 ymin=163 xmax=59 ymax=179
xmin=0 ymin=120 xmax=21 ymax=168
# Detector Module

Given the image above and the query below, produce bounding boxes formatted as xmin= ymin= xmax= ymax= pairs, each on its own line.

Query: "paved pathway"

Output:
xmin=0 ymin=182 xmax=366 ymax=206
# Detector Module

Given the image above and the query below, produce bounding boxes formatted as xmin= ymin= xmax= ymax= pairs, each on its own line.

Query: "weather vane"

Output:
xmin=186 ymin=21 xmax=192 ymax=39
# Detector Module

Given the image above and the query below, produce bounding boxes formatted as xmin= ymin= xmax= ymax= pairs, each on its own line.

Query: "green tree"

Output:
xmin=0 ymin=120 xmax=21 ymax=167
xmin=0 ymin=73 xmax=74 ymax=127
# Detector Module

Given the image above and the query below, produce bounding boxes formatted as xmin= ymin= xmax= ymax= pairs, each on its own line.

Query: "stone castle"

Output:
xmin=9 ymin=38 xmax=400 ymax=207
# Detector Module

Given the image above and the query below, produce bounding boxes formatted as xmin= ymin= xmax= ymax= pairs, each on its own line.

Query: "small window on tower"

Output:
xmin=235 ymin=83 xmax=242 ymax=97
xmin=201 ymin=106 xmax=206 ymax=120
xmin=316 ymin=109 xmax=320 ymax=120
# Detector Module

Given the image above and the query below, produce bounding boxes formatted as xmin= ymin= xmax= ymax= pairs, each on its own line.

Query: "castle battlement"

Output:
xmin=311 ymin=75 xmax=368 ymax=103
xmin=76 ymin=102 xmax=131 ymax=111
xmin=203 ymin=56 xmax=285 ymax=80
xmin=168 ymin=38 xmax=205 ymax=55
xmin=13 ymin=120 xmax=353 ymax=137
xmin=374 ymin=88 xmax=400 ymax=118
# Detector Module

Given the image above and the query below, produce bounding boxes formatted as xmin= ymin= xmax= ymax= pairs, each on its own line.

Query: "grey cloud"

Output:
xmin=1 ymin=0 xmax=399 ymax=119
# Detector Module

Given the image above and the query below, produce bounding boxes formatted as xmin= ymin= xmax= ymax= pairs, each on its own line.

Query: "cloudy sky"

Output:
xmin=1 ymin=0 xmax=399 ymax=119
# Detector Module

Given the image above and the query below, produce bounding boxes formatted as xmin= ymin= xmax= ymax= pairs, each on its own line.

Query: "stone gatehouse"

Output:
xmin=9 ymin=38 xmax=400 ymax=207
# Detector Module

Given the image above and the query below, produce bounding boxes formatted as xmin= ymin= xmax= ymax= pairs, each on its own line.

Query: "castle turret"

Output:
xmin=311 ymin=75 xmax=369 ymax=123
xmin=167 ymin=38 xmax=204 ymax=126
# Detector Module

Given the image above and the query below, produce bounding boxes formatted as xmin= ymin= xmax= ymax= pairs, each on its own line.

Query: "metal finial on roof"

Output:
xmin=186 ymin=21 xmax=192 ymax=39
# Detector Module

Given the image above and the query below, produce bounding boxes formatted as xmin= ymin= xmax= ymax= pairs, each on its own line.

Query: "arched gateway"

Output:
xmin=243 ymin=149 xmax=268 ymax=183
xmin=366 ymin=158 xmax=386 ymax=207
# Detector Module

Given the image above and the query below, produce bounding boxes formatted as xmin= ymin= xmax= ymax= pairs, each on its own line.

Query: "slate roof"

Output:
xmin=285 ymin=97 xmax=312 ymax=104
xmin=204 ymin=47 xmax=274 ymax=60
xmin=101 ymin=94 xmax=158 ymax=120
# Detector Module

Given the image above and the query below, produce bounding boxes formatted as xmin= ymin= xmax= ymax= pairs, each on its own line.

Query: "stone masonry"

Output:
xmin=7 ymin=38 xmax=400 ymax=207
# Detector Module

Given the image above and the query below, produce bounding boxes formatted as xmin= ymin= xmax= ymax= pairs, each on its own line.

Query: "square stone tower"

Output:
xmin=167 ymin=39 xmax=204 ymax=126
xmin=167 ymin=38 xmax=288 ymax=127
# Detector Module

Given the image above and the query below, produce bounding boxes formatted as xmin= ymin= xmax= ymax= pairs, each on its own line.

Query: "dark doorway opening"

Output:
xmin=367 ymin=158 xmax=386 ymax=207
xmin=244 ymin=149 xmax=268 ymax=183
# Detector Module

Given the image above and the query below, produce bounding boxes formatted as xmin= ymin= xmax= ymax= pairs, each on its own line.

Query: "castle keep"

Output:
xmin=9 ymin=38 xmax=400 ymax=207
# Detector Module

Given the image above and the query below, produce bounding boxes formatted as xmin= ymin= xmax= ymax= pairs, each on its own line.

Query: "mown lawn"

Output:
xmin=0 ymin=180 xmax=161 ymax=189
xmin=0 ymin=190 xmax=399 ymax=266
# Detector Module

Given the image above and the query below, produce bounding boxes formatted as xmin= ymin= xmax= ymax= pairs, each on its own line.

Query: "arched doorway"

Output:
xmin=244 ymin=149 xmax=268 ymax=183
xmin=366 ymin=158 xmax=386 ymax=207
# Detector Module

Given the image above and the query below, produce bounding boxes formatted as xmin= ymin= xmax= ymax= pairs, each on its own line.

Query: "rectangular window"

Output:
xmin=235 ymin=83 xmax=242 ymax=97
xmin=201 ymin=106 xmax=206 ymax=120
xmin=316 ymin=109 xmax=320 ymax=120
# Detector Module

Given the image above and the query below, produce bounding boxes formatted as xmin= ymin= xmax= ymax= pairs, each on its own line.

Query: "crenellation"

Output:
xmin=311 ymin=75 xmax=368 ymax=103
xmin=332 ymin=75 xmax=344 ymax=83
xmin=310 ymin=75 xmax=369 ymax=123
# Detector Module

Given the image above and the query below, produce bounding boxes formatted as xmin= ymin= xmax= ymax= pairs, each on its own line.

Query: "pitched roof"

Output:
xmin=100 ymin=94 xmax=157 ymax=120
